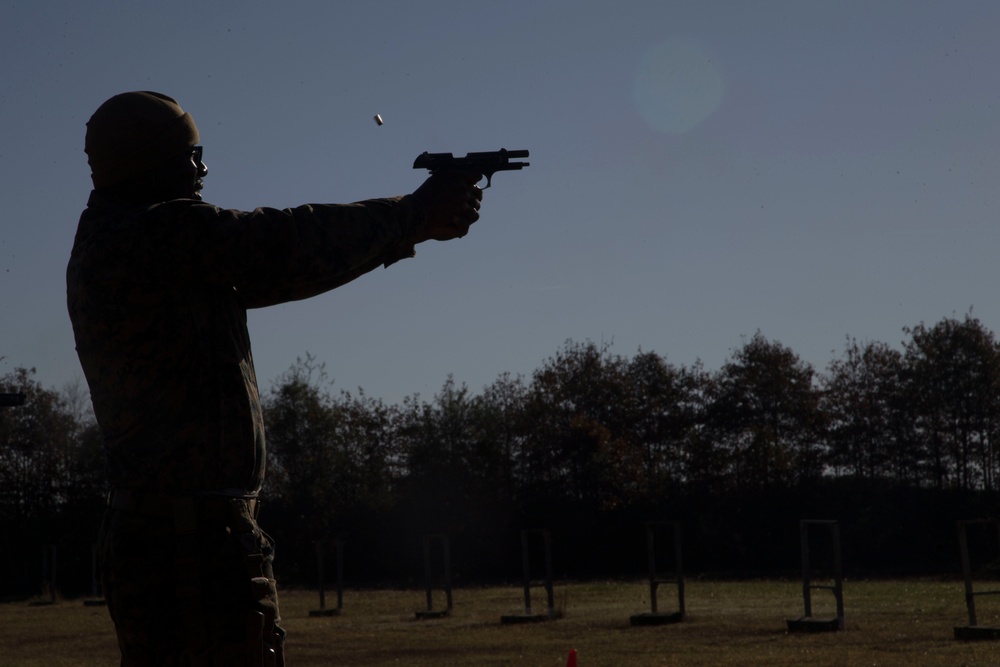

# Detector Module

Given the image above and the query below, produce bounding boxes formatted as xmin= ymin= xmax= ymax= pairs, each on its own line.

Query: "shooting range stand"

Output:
xmin=32 ymin=545 xmax=58 ymax=606
xmin=309 ymin=539 xmax=344 ymax=617
xmin=786 ymin=520 xmax=844 ymax=632
xmin=630 ymin=521 xmax=685 ymax=626
xmin=415 ymin=534 xmax=453 ymax=619
xmin=82 ymin=543 xmax=106 ymax=606
xmin=501 ymin=529 xmax=555 ymax=624
xmin=954 ymin=518 xmax=1000 ymax=640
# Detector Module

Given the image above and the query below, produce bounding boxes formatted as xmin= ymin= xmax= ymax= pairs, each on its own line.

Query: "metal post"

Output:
xmin=673 ymin=521 xmax=686 ymax=617
xmin=442 ymin=537 xmax=453 ymax=611
xmin=800 ymin=521 xmax=813 ymax=618
xmin=632 ymin=521 xmax=685 ymax=625
xmin=831 ymin=522 xmax=844 ymax=629
xmin=335 ymin=539 xmax=344 ymax=611
xmin=309 ymin=539 xmax=344 ymax=617
xmin=520 ymin=530 xmax=533 ymax=615
xmin=518 ymin=529 xmax=554 ymax=617
xmin=318 ymin=541 xmax=328 ymax=610
xmin=42 ymin=545 xmax=57 ymax=603
xmin=959 ymin=520 xmax=977 ymax=626
xmin=423 ymin=537 xmax=433 ymax=612
xmin=646 ymin=521 xmax=685 ymax=615
xmin=788 ymin=520 xmax=843 ymax=632
xmin=502 ymin=529 xmax=554 ymax=623
xmin=647 ymin=523 xmax=659 ymax=614
xmin=954 ymin=518 xmax=1000 ymax=639
xmin=91 ymin=543 xmax=100 ymax=598
xmin=543 ymin=531 xmax=554 ymax=619
xmin=417 ymin=534 xmax=453 ymax=618
xmin=82 ymin=543 xmax=107 ymax=607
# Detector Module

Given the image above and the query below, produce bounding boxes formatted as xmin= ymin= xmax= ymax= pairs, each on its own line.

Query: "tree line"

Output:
xmin=2 ymin=312 xmax=999 ymax=597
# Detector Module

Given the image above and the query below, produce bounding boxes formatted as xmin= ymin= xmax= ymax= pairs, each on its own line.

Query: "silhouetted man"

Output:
xmin=67 ymin=91 xmax=482 ymax=666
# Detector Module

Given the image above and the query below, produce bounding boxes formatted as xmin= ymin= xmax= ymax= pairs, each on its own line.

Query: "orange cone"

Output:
xmin=566 ymin=648 xmax=578 ymax=667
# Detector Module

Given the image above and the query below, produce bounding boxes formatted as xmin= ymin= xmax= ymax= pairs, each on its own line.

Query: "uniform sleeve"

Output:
xmin=148 ymin=194 xmax=426 ymax=308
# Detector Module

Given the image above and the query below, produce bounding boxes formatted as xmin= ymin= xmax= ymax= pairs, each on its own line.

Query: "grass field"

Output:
xmin=2 ymin=579 xmax=999 ymax=666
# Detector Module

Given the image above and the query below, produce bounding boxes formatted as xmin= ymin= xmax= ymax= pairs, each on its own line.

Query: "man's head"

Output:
xmin=85 ymin=91 xmax=207 ymax=200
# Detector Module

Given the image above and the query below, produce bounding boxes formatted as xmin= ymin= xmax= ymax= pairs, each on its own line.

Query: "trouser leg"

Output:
xmin=99 ymin=502 xmax=285 ymax=666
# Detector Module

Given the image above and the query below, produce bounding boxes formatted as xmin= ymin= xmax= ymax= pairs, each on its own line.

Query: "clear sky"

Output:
xmin=3 ymin=1 xmax=999 ymax=404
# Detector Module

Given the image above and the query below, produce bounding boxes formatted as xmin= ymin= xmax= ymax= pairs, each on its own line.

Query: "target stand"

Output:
xmin=630 ymin=521 xmax=685 ymax=626
xmin=786 ymin=520 xmax=844 ymax=632
xmin=954 ymin=518 xmax=1000 ymax=640
xmin=415 ymin=534 xmax=453 ymax=619
xmin=501 ymin=529 xmax=555 ymax=624
xmin=309 ymin=539 xmax=344 ymax=617
xmin=82 ymin=543 xmax=106 ymax=607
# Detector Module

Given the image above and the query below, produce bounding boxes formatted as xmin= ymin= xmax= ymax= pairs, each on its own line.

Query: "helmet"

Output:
xmin=85 ymin=91 xmax=200 ymax=188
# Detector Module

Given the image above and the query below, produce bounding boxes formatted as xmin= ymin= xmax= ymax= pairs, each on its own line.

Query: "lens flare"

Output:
xmin=633 ymin=36 xmax=726 ymax=135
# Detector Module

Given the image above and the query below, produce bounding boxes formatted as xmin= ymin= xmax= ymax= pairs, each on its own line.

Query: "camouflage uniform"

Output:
xmin=68 ymin=189 xmax=425 ymax=665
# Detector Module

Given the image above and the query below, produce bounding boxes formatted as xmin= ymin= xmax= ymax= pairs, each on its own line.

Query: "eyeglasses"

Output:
xmin=191 ymin=145 xmax=203 ymax=164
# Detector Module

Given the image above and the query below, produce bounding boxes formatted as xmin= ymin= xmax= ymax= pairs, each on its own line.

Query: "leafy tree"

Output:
xmin=621 ymin=351 xmax=703 ymax=497
xmin=262 ymin=356 xmax=343 ymax=534
xmin=0 ymin=368 xmax=80 ymax=518
xmin=476 ymin=372 xmax=528 ymax=503
xmin=56 ymin=378 xmax=105 ymax=506
xmin=902 ymin=313 xmax=1000 ymax=490
xmin=822 ymin=338 xmax=907 ymax=480
xmin=706 ymin=333 xmax=824 ymax=491
xmin=518 ymin=341 xmax=642 ymax=511
xmin=395 ymin=376 xmax=480 ymax=529
xmin=395 ymin=375 xmax=524 ymax=525
xmin=329 ymin=387 xmax=400 ymax=516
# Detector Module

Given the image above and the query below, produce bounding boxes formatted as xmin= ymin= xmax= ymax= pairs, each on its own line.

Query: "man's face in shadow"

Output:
xmin=162 ymin=144 xmax=208 ymax=201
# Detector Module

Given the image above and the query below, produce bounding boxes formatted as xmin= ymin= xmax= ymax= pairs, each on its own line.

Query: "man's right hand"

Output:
xmin=409 ymin=171 xmax=483 ymax=243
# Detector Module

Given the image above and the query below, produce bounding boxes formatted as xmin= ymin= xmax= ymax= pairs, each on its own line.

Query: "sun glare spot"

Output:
xmin=633 ymin=36 xmax=726 ymax=135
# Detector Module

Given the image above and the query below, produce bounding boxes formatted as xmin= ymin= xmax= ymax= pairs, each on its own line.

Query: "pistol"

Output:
xmin=413 ymin=148 xmax=529 ymax=189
